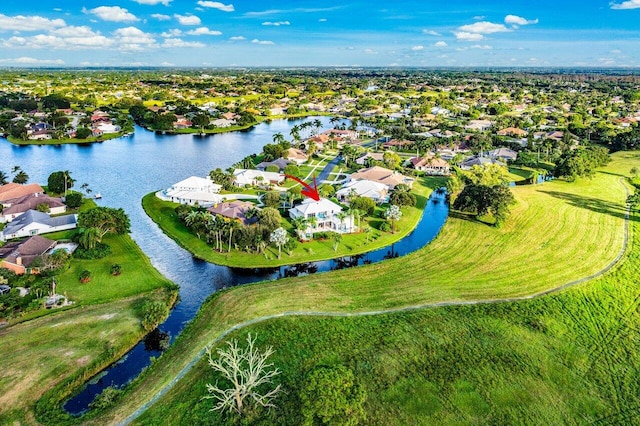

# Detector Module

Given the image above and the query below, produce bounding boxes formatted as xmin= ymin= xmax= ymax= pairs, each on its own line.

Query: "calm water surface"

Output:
xmin=0 ymin=118 xmax=449 ymax=414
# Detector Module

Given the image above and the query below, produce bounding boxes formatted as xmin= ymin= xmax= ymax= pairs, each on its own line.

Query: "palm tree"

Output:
xmin=272 ymin=132 xmax=286 ymax=145
xmin=331 ymin=232 xmax=342 ymax=252
xmin=62 ymin=170 xmax=74 ymax=196
xmin=78 ymin=227 xmax=100 ymax=249
xmin=12 ymin=170 xmax=29 ymax=184
xmin=226 ymin=220 xmax=240 ymax=253
xmin=336 ymin=211 xmax=348 ymax=232
xmin=0 ymin=171 xmax=8 ymax=185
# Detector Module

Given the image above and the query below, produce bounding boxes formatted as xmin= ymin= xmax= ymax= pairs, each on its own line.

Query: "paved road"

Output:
xmin=316 ymin=155 xmax=342 ymax=183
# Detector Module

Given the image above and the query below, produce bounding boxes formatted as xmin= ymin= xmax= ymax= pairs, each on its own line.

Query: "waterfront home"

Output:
xmin=289 ymin=198 xmax=355 ymax=237
xmin=350 ymin=166 xmax=414 ymax=190
xmin=232 ymin=169 xmax=285 ymax=187
xmin=0 ymin=235 xmax=56 ymax=275
xmin=0 ymin=210 xmax=78 ymax=242
xmin=207 ymin=200 xmax=259 ymax=226
xmin=158 ymin=176 xmax=222 ymax=206
xmin=409 ymin=156 xmax=451 ymax=175
xmin=336 ymin=179 xmax=389 ymax=204
xmin=0 ymin=183 xmax=44 ymax=204
xmin=256 ymin=158 xmax=291 ymax=172
xmin=0 ymin=193 xmax=66 ymax=223
xmin=460 ymin=155 xmax=504 ymax=170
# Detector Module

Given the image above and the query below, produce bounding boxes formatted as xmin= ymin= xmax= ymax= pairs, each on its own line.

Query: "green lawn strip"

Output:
xmin=0 ymin=294 xmax=165 ymax=425
xmin=91 ymin=152 xmax=634 ymax=425
xmin=507 ymin=167 xmax=532 ymax=182
xmin=142 ymin=178 xmax=434 ymax=268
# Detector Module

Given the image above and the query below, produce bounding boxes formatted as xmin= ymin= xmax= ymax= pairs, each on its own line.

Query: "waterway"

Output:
xmin=0 ymin=118 xmax=448 ymax=415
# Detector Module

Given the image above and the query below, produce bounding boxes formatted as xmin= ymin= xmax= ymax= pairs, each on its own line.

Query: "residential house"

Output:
xmin=207 ymin=200 xmax=258 ymax=226
xmin=382 ymin=139 xmax=413 ymax=150
xmin=355 ymin=152 xmax=384 ymax=166
xmin=497 ymin=127 xmax=528 ymax=137
xmin=464 ymin=119 xmax=493 ymax=132
xmin=350 ymin=166 xmax=415 ymax=189
xmin=232 ymin=169 xmax=285 ymax=187
xmin=289 ymin=198 xmax=355 ymax=237
xmin=1 ymin=210 xmax=78 ymax=242
xmin=212 ymin=118 xmax=234 ymax=128
xmin=460 ymin=155 xmax=504 ymax=170
xmin=409 ymin=156 xmax=451 ymax=175
xmin=336 ymin=180 xmax=389 ymax=204
xmin=256 ymin=158 xmax=291 ymax=172
xmin=174 ymin=116 xmax=193 ymax=129
xmin=1 ymin=193 xmax=66 ymax=223
xmin=0 ymin=183 xmax=44 ymax=204
xmin=0 ymin=235 xmax=56 ymax=275
xmin=286 ymin=148 xmax=308 ymax=164
xmin=157 ymin=176 xmax=222 ymax=206
xmin=487 ymin=147 xmax=518 ymax=162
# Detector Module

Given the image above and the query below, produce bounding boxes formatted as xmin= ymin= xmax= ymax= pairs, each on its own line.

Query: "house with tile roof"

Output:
xmin=289 ymin=198 xmax=355 ymax=237
xmin=336 ymin=180 xmax=389 ymax=204
xmin=207 ymin=200 xmax=259 ymax=226
xmin=0 ymin=193 xmax=66 ymax=223
xmin=349 ymin=166 xmax=414 ymax=190
xmin=409 ymin=156 xmax=451 ymax=175
xmin=0 ymin=183 xmax=44 ymax=203
xmin=0 ymin=235 xmax=56 ymax=274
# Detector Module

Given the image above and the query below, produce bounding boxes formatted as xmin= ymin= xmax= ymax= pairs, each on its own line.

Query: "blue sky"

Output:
xmin=0 ymin=0 xmax=639 ymax=67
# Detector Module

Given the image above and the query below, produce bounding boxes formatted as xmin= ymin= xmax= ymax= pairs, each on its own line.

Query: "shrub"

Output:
xmin=65 ymin=192 xmax=83 ymax=209
xmin=378 ymin=221 xmax=391 ymax=232
xmin=141 ymin=300 xmax=169 ymax=332
xmin=110 ymin=264 xmax=122 ymax=276
xmin=89 ymin=386 xmax=123 ymax=410
xmin=79 ymin=270 xmax=92 ymax=283
xmin=73 ymin=242 xmax=111 ymax=259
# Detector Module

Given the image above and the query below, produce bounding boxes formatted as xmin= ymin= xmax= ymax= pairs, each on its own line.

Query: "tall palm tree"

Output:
xmin=272 ymin=132 xmax=286 ymax=145
xmin=0 ymin=171 xmax=8 ymax=185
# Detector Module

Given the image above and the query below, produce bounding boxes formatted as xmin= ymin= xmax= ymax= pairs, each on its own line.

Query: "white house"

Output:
xmin=233 ymin=169 xmax=284 ymax=187
xmin=289 ymin=198 xmax=355 ymax=237
xmin=157 ymin=176 xmax=223 ymax=206
xmin=336 ymin=180 xmax=389 ymax=204
xmin=1 ymin=210 xmax=78 ymax=242
xmin=96 ymin=122 xmax=121 ymax=134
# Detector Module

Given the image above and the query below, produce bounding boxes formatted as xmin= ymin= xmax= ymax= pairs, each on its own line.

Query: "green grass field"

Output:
xmin=87 ymin=152 xmax=638 ymax=425
xmin=142 ymin=177 xmax=439 ymax=268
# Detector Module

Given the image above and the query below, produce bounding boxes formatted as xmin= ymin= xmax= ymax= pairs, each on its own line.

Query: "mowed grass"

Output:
xmin=142 ymin=177 xmax=439 ymax=268
xmin=54 ymin=233 xmax=174 ymax=305
xmin=0 ymin=295 xmax=157 ymax=425
xmin=91 ymin=152 xmax=638 ymax=425
xmin=135 ymin=222 xmax=640 ymax=425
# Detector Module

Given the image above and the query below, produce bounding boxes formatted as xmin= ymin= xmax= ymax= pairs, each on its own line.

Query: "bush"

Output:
xmin=89 ymin=386 xmax=123 ymax=410
xmin=110 ymin=264 xmax=122 ymax=276
xmin=79 ymin=270 xmax=92 ymax=283
xmin=349 ymin=196 xmax=376 ymax=216
xmin=141 ymin=300 xmax=169 ymax=332
xmin=73 ymin=242 xmax=111 ymax=259
xmin=65 ymin=192 xmax=83 ymax=209
xmin=378 ymin=221 xmax=391 ymax=232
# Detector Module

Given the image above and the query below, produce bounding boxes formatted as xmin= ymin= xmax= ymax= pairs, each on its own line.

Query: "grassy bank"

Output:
xmin=91 ymin=151 xmax=637 ymax=425
xmin=6 ymin=132 xmax=126 ymax=145
xmin=142 ymin=177 xmax=440 ymax=268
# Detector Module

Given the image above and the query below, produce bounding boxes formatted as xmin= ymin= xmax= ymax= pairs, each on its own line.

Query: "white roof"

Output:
xmin=290 ymin=198 xmax=343 ymax=216
xmin=172 ymin=176 xmax=220 ymax=193
xmin=233 ymin=169 xmax=283 ymax=184
xmin=336 ymin=179 xmax=387 ymax=198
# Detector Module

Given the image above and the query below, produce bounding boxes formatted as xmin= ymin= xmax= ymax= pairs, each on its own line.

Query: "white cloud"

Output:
xmin=0 ymin=57 xmax=65 ymax=65
xmin=229 ymin=36 xmax=246 ymax=40
xmin=0 ymin=13 xmax=66 ymax=31
xmin=162 ymin=38 xmax=205 ymax=48
xmin=318 ymin=18 xmax=327 ymax=22
xmin=197 ymin=1 xmax=235 ymax=12
xmin=504 ymin=15 xmax=538 ymax=25
xmin=151 ymin=14 xmax=171 ymax=21
xmin=611 ymin=0 xmax=640 ymax=9
xmin=411 ymin=45 xmax=424 ymax=51
xmin=471 ymin=44 xmax=492 ymax=49
xmin=454 ymin=32 xmax=484 ymax=41
xmin=174 ymin=14 xmax=201 ymax=25
xmin=610 ymin=49 xmax=623 ymax=54
xmin=161 ymin=29 xmax=183 ymax=37
xmin=186 ymin=27 xmax=222 ymax=35
xmin=85 ymin=6 xmax=139 ymax=22
xmin=113 ymin=26 xmax=157 ymax=50
xmin=422 ymin=29 xmax=440 ymax=36
xmin=2 ymin=26 xmax=113 ymax=50
xmin=473 ymin=15 xmax=485 ymax=20
xmin=434 ymin=41 xmax=447 ymax=47
xmin=251 ymin=38 xmax=274 ymax=45
xmin=458 ymin=21 xmax=509 ymax=34
xmin=262 ymin=21 xmax=290 ymax=26
xmin=364 ymin=48 xmax=378 ymax=55
xmin=133 ymin=0 xmax=172 ymax=5
xmin=160 ymin=61 xmax=175 ymax=66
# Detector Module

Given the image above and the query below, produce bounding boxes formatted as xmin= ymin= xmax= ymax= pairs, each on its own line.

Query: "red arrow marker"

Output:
xmin=285 ymin=174 xmax=320 ymax=201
